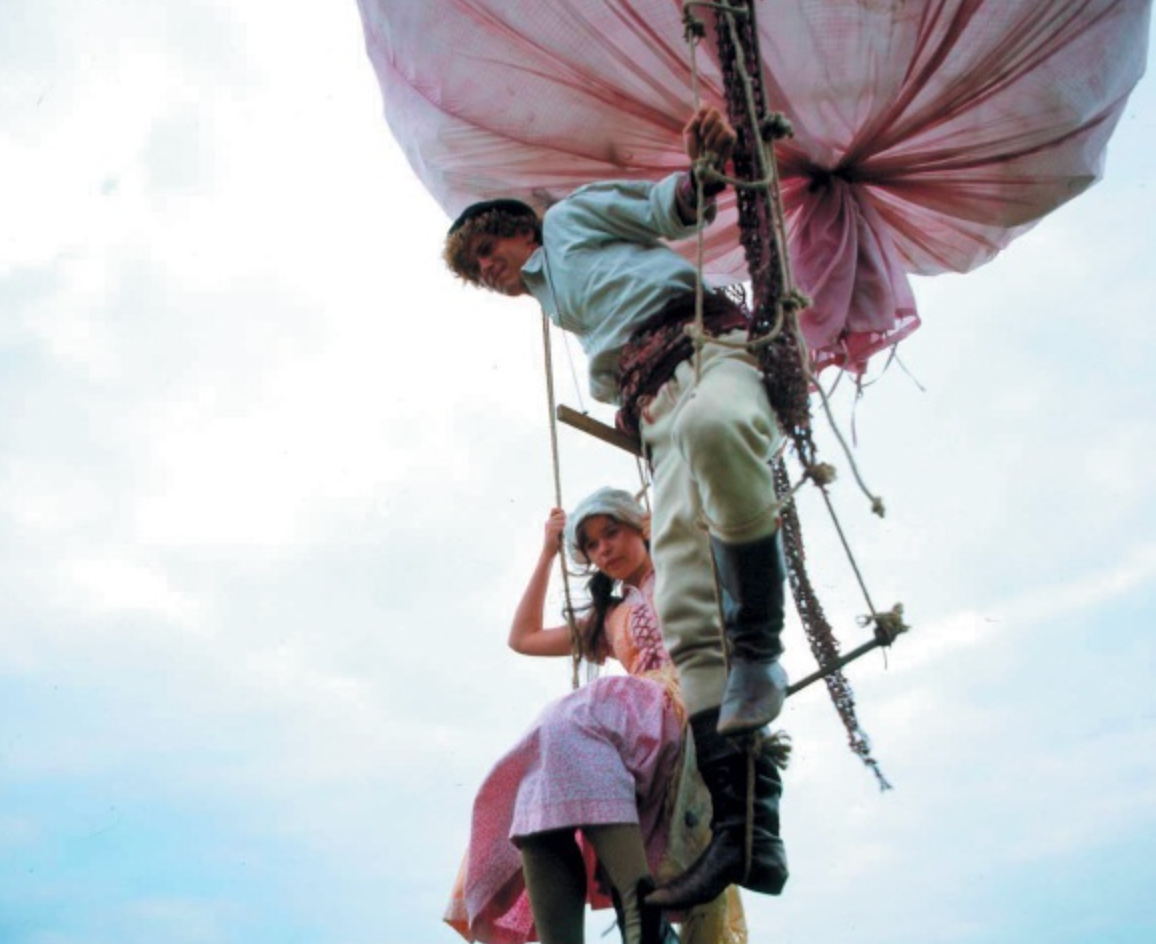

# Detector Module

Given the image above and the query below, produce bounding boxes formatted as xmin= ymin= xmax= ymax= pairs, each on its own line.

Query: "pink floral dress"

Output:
xmin=445 ymin=574 xmax=684 ymax=944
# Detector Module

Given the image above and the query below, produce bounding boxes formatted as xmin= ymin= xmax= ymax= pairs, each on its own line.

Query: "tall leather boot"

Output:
xmin=611 ymin=877 xmax=679 ymax=944
xmin=712 ymin=530 xmax=789 ymax=737
xmin=646 ymin=708 xmax=788 ymax=910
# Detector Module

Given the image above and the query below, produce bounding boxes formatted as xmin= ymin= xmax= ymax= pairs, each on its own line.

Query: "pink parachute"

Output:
xmin=356 ymin=0 xmax=1150 ymax=371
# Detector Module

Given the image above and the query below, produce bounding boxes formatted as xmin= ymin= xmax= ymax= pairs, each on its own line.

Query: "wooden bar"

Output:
xmin=556 ymin=404 xmax=642 ymax=457
xmin=786 ymin=637 xmax=887 ymax=697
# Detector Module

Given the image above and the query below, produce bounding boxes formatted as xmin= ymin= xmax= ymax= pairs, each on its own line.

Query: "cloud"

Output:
xmin=1 ymin=4 xmax=1153 ymax=943
xmin=64 ymin=556 xmax=201 ymax=626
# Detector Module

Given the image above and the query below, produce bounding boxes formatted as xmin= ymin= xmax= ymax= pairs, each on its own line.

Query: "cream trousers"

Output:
xmin=639 ymin=332 xmax=782 ymax=714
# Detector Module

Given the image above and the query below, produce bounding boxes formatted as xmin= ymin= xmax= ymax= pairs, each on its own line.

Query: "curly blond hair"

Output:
xmin=443 ymin=203 xmax=541 ymax=285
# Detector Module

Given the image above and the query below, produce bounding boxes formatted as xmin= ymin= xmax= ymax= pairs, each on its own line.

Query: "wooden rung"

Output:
xmin=786 ymin=633 xmax=900 ymax=697
xmin=556 ymin=405 xmax=642 ymax=457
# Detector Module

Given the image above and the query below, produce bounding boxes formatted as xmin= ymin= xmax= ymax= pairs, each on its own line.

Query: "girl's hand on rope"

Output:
xmin=510 ymin=507 xmax=579 ymax=660
xmin=542 ymin=507 xmax=566 ymax=558
xmin=683 ymin=105 xmax=736 ymax=172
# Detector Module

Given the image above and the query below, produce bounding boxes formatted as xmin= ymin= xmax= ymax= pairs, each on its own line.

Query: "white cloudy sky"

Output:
xmin=2 ymin=3 xmax=1154 ymax=943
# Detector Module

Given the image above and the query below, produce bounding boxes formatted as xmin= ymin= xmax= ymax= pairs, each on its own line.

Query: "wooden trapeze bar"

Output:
xmin=556 ymin=404 xmax=642 ymax=457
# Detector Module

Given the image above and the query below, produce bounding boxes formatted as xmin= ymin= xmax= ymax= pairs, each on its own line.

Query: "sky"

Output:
xmin=1 ymin=2 xmax=1154 ymax=943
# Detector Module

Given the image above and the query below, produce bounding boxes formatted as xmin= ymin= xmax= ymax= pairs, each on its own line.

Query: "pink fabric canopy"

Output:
xmin=357 ymin=0 xmax=1150 ymax=370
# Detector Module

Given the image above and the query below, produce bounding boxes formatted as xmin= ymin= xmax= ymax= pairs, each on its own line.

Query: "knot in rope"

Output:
xmin=682 ymin=321 xmax=709 ymax=352
xmin=758 ymin=729 xmax=792 ymax=772
xmin=681 ymin=7 xmax=706 ymax=40
xmin=858 ymin=603 xmax=908 ymax=645
xmin=871 ymin=496 xmax=886 ymax=518
xmin=782 ymin=289 xmax=812 ymax=314
xmin=691 ymin=154 xmax=727 ymax=197
xmin=804 ymin=461 xmax=837 ymax=487
xmin=760 ymin=112 xmax=794 ymax=141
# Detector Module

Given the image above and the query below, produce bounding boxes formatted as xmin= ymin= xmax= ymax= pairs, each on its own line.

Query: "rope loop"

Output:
xmin=684 ymin=0 xmax=751 ymax=18
xmin=681 ymin=7 xmax=706 ymax=41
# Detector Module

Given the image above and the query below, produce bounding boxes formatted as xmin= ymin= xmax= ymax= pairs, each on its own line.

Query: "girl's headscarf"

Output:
xmin=564 ymin=487 xmax=648 ymax=566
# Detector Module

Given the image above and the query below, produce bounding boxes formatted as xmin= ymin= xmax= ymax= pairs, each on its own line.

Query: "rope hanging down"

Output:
xmin=540 ymin=313 xmax=583 ymax=690
xmin=684 ymin=0 xmax=908 ymax=788
xmin=541 ymin=316 xmax=655 ymax=691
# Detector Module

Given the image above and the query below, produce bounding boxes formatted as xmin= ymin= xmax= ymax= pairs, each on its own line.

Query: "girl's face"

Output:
xmin=578 ymin=514 xmax=650 ymax=586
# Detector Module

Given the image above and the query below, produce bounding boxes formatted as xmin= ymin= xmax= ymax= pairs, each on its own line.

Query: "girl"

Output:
xmin=445 ymin=488 xmax=693 ymax=944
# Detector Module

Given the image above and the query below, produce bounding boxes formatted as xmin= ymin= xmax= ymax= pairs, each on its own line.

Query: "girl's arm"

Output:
xmin=508 ymin=508 xmax=581 ymax=658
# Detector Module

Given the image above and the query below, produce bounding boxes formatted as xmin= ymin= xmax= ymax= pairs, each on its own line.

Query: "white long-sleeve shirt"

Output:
xmin=520 ymin=173 xmax=715 ymax=404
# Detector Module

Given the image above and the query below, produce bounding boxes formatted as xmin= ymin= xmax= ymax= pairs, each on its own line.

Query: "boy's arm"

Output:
xmin=556 ymin=173 xmax=715 ymax=245
xmin=555 ymin=105 xmax=735 ymax=239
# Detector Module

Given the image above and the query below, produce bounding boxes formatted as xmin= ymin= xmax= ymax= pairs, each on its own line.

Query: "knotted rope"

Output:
xmin=682 ymin=0 xmax=907 ymax=786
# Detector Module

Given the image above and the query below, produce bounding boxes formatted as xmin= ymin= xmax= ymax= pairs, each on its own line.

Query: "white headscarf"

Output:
xmin=564 ymin=487 xmax=648 ymax=565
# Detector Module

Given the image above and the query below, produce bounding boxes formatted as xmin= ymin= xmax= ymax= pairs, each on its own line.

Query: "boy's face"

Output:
xmin=467 ymin=230 xmax=538 ymax=297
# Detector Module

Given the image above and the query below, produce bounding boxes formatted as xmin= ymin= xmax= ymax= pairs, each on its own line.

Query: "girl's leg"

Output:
xmin=583 ymin=824 xmax=657 ymax=944
xmin=520 ymin=830 xmax=587 ymax=944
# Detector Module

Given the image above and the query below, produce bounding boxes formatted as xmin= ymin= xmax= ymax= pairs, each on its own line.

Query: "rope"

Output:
xmin=811 ymin=378 xmax=886 ymax=516
xmin=540 ymin=311 xmax=582 ymax=690
xmin=743 ymin=741 xmax=756 ymax=880
xmin=683 ymin=0 xmax=905 ymax=783
xmin=683 ymin=10 xmax=709 ymax=383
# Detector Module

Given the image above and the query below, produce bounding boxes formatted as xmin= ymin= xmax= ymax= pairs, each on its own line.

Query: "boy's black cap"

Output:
xmin=448 ymin=198 xmax=538 ymax=235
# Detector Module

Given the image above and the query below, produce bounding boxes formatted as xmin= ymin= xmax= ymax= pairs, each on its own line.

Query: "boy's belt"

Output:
xmin=616 ymin=292 xmax=748 ymax=440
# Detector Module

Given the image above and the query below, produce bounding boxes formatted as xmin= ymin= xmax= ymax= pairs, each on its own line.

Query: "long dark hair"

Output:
xmin=576 ymin=570 xmax=622 ymax=662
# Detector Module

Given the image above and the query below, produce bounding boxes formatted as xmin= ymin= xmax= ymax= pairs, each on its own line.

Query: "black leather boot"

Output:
xmin=711 ymin=530 xmax=789 ymax=737
xmin=611 ymin=876 xmax=678 ymax=944
xmin=646 ymin=708 xmax=788 ymax=910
